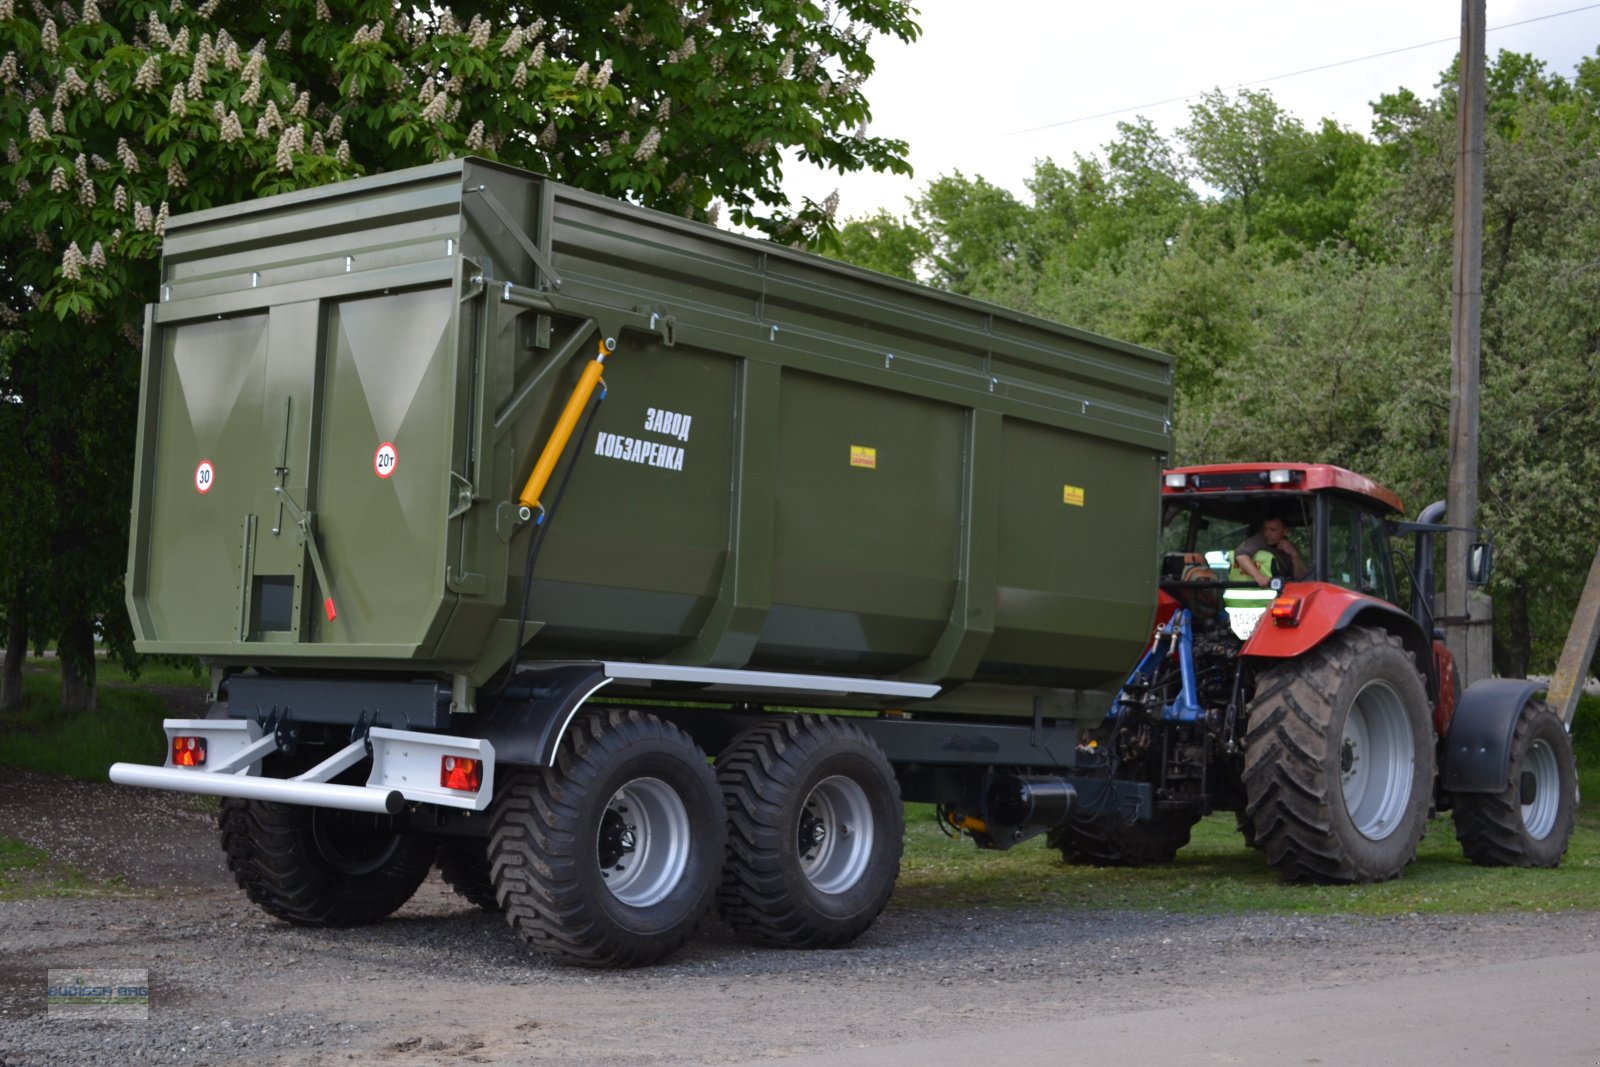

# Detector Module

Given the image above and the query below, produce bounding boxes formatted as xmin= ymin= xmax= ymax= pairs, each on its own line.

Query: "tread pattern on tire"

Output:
xmin=218 ymin=798 xmax=435 ymax=927
xmin=1452 ymin=701 xmax=1577 ymax=868
xmin=436 ymin=838 xmax=499 ymax=911
xmin=717 ymin=715 xmax=903 ymax=949
xmin=1049 ymin=809 xmax=1202 ymax=866
xmin=1241 ymin=627 xmax=1433 ymax=884
xmin=489 ymin=707 xmax=721 ymax=968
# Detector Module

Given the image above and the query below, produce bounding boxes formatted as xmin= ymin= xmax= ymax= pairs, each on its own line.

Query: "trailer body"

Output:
xmin=124 ymin=158 xmax=1172 ymax=708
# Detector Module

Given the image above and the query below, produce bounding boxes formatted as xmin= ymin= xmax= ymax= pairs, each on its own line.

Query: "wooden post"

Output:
xmin=1547 ymin=543 xmax=1600 ymax=727
xmin=1446 ymin=0 xmax=1487 ymax=683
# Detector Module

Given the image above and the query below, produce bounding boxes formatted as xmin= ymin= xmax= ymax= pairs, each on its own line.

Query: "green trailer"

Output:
xmin=112 ymin=159 xmax=1174 ymax=966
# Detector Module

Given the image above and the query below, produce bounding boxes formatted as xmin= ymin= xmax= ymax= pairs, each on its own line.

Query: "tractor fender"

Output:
xmin=1242 ymin=585 xmax=1430 ymax=678
xmin=1439 ymin=677 xmax=1544 ymax=794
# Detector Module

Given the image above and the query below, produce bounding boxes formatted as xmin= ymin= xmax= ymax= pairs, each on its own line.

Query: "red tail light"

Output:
xmin=171 ymin=736 xmax=207 ymax=767
xmin=1269 ymin=596 xmax=1303 ymax=627
xmin=441 ymin=755 xmax=483 ymax=793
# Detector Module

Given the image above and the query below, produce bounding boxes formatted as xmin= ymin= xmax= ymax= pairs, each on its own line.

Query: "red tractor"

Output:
xmin=1049 ymin=463 xmax=1579 ymax=882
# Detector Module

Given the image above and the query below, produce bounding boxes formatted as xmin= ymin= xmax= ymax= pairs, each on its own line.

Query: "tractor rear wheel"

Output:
xmin=489 ymin=708 xmax=724 ymax=968
xmin=1049 ymin=809 xmax=1202 ymax=866
xmin=717 ymin=716 xmax=903 ymax=949
xmin=1452 ymin=701 xmax=1577 ymax=867
xmin=1242 ymin=627 xmax=1434 ymax=883
xmin=219 ymin=799 xmax=436 ymax=926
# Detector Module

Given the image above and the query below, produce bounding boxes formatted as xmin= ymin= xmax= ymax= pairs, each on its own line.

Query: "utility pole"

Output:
xmin=1447 ymin=0 xmax=1488 ymax=682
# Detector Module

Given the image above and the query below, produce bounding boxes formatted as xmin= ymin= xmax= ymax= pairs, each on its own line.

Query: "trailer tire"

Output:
xmin=219 ymin=799 xmax=436 ymax=926
xmin=1242 ymin=627 xmax=1434 ymax=883
xmin=717 ymin=716 xmax=903 ymax=949
xmin=1452 ymin=701 xmax=1577 ymax=867
xmin=436 ymin=839 xmax=500 ymax=911
xmin=489 ymin=709 xmax=723 ymax=968
xmin=1048 ymin=809 xmax=1202 ymax=866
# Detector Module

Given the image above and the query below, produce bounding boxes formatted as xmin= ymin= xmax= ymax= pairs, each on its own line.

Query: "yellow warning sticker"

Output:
xmin=850 ymin=446 xmax=877 ymax=470
xmin=1063 ymin=484 xmax=1085 ymax=507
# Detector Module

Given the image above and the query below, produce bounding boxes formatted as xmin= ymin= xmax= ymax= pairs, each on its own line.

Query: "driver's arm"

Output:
xmin=1235 ymin=552 xmax=1268 ymax=587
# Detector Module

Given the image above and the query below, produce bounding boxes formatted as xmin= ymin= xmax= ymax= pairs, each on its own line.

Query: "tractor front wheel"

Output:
xmin=1452 ymin=701 xmax=1577 ymax=867
xmin=1242 ymin=627 xmax=1434 ymax=883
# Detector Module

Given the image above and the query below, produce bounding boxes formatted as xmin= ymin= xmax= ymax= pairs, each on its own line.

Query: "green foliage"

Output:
xmin=0 ymin=0 xmax=920 ymax=699
xmin=1573 ymin=694 xmax=1600 ymax=769
xmin=829 ymin=208 xmax=930 ymax=280
xmin=910 ymin=170 xmax=1032 ymax=294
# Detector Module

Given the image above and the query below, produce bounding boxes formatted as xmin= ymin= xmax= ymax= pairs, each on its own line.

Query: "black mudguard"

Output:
xmin=1440 ymin=677 xmax=1543 ymax=794
xmin=463 ymin=664 xmax=611 ymax=767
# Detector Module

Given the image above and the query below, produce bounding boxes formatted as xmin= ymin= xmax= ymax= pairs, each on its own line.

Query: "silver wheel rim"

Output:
xmin=1522 ymin=739 xmax=1560 ymax=841
xmin=1339 ymin=680 xmax=1416 ymax=841
xmin=797 ymin=775 xmax=874 ymax=895
xmin=596 ymin=777 xmax=690 ymax=907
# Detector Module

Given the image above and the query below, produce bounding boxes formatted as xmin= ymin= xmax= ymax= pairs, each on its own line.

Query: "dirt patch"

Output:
xmin=0 ymin=767 xmax=231 ymax=894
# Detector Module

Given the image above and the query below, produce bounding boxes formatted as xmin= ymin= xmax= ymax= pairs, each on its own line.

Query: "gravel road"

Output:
xmin=3 ymin=769 xmax=1597 ymax=1067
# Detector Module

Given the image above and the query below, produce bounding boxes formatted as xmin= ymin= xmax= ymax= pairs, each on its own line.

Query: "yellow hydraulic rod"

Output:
xmin=518 ymin=338 xmax=611 ymax=513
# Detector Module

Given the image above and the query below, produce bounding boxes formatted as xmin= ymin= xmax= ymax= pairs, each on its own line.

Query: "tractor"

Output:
xmin=1047 ymin=463 xmax=1579 ymax=882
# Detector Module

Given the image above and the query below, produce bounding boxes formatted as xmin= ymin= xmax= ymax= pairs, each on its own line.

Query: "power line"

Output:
xmin=1011 ymin=2 xmax=1600 ymax=136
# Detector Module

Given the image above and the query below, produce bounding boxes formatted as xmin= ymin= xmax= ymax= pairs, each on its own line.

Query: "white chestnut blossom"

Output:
xmin=633 ymin=126 xmax=660 ymax=162
xmin=61 ymin=241 xmax=86 ymax=280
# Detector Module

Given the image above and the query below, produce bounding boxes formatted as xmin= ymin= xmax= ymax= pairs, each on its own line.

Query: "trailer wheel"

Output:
xmin=1048 ymin=809 xmax=1202 ymax=866
xmin=717 ymin=716 xmax=903 ymax=949
xmin=489 ymin=709 xmax=723 ymax=968
xmin=1242 ymin=627 xmax=1434 ymax=883
xmin=1452 ymin=701 xmax=1577 ymax=867
xmin=219 ymin=799 xmax=436 ymax=926
xmin=436 ymin=839 xmax=499 ymax=911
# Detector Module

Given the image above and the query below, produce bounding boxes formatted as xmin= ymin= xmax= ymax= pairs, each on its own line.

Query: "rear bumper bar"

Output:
xmin=109 ymin=762 xmax=406 ymax=814
xmin=109 ymin=719 xmax=495 ymax=815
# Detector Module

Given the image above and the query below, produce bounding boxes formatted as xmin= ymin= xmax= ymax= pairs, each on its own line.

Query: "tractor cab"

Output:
xmin=1160 ymin=464 xmax=1405 ymax=641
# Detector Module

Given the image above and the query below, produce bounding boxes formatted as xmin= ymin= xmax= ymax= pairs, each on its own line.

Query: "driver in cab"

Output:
xmin=1233 ymin=516 xmax=1307 ymax=588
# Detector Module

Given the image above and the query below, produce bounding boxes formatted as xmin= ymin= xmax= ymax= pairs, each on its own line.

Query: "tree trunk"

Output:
xmin=0 ymin=595 xmax=25 ymax=712
xmin=57 ymin=615 xmax=97 ymax=713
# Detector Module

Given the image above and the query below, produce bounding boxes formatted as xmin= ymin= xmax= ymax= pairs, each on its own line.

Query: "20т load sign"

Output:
xmin=373 ymin=442 xmax=397 ymax=479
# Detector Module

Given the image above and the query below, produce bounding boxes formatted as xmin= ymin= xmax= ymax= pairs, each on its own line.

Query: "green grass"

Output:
xmin=0 ymin=671 xmax=175 ymax=781
xmin=894 ymin=695 xmax=1600 ymax=916
xmin=0 ymin=833 xmax=113 ymax=900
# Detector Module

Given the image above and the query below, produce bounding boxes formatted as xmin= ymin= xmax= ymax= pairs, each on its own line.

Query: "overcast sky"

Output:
xmin=783 ymin=0 xmax=1600 ymax=220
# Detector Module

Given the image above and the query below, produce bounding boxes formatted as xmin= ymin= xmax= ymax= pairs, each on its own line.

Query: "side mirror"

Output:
xmin=1467 ymin=541 xmax=1493 ymax=585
